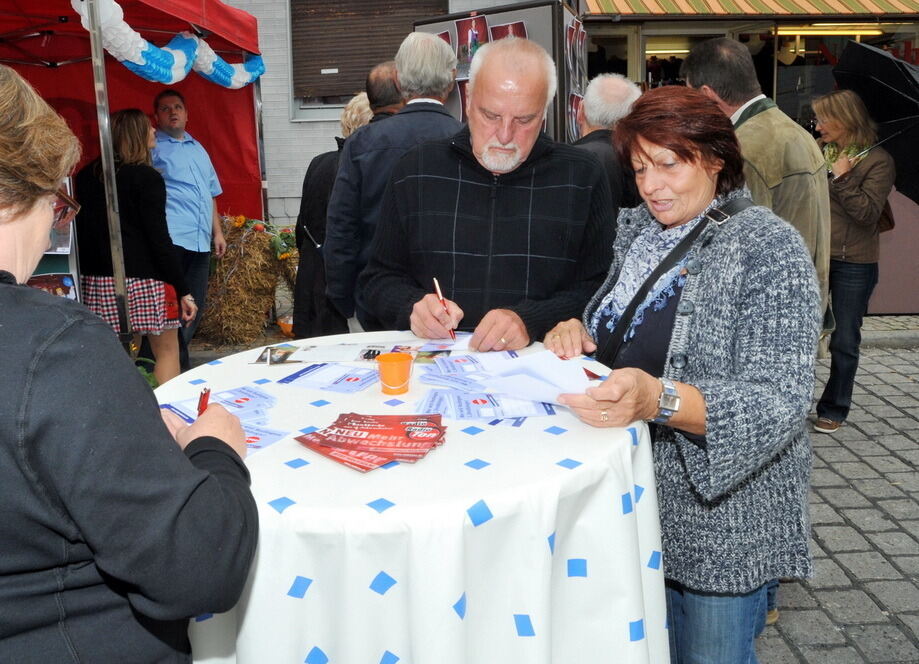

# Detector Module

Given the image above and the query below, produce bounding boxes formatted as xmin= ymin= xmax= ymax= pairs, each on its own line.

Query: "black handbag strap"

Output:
xmin=596 ymin=197 xmax=753 ymax=367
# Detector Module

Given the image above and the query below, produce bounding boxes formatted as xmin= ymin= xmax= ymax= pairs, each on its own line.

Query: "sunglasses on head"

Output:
xmin=51 ymin=188 xmax=80 ymax=231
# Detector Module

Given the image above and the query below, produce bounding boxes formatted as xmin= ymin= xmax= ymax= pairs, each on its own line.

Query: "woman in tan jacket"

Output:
xmin=812 ymin=89 xmax=895 ymax=434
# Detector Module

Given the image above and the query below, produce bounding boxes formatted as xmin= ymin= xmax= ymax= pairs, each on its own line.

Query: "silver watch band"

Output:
xmin=651 ymin=378 xmax=681 ymax=424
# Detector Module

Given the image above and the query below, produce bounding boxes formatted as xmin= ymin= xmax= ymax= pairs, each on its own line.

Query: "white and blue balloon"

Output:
xmin=70 ymin=0 xmax=264 ymax=89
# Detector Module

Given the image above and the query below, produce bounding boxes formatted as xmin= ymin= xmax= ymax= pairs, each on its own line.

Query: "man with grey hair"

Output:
xmin=359 ymin=37 xmax=614 ymax=352
xmin=682 ymin=37 xmax=830 ymax=321
xmin=324 ymin=32 xmax=462 ymax=329
xmin=573 ymin=73 xmax=642 ymax=209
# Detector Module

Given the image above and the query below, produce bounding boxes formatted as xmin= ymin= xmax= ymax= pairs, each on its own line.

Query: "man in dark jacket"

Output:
xmin=324 ymin=32 xmax=462 ymax=330
xmin=358 ymin=37 xmax=614 ymax=352
xmin=573 ymin=73 xmax=642 ymax=210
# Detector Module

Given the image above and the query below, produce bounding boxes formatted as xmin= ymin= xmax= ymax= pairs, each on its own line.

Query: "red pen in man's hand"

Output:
xmin=196 ymin=387 xmax=211 ymax=417
xmin=432 ymin=277 xmax=456 ymax=341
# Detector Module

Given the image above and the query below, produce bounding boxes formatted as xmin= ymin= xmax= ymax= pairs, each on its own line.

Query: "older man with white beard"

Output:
xmin=358 ymin=37 xmax=614 ymax=351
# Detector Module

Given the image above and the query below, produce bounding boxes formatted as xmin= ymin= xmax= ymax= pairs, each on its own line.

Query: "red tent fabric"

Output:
xmin=0 ymin=0 xmax=263 ymax=219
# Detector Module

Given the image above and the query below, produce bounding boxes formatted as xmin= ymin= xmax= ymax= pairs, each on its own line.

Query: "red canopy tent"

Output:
xmin=0 ymin=0 xmax=263 ymax=219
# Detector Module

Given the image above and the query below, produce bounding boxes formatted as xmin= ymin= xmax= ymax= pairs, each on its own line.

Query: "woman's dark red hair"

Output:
xmin=614 ymin=86 xmax=745 ymax=196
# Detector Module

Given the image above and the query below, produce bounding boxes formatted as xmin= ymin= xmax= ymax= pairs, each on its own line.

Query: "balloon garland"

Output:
xmin=69 ymin=0 xmax=265 ymax=89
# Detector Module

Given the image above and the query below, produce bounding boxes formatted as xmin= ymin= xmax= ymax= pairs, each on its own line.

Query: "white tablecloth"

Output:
xmin=157 ymin=332 xmax=668 ymax=663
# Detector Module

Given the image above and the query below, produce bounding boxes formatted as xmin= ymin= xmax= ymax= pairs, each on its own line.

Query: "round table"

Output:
xmin=156 ymin=332 xmax=668 ymax=663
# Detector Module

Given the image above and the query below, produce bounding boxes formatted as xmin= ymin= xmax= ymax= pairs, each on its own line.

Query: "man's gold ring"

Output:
xmin=600 ymin=410 xmax=609 ymax=423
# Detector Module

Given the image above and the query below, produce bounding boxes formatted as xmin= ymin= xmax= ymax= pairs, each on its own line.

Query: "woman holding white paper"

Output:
xmin=0 ymin=64 xmax=257 ymax=663
xmin=544 ymin=86 xmax=821 ymax=664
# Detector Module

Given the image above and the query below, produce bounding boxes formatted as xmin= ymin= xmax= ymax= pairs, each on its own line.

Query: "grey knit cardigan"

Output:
xmin=584 ymin=190 xmax=822 ymax=594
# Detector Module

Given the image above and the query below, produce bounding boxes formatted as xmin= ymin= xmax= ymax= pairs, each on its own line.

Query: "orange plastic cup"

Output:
xmin=376 ymin=352 xmax=413 ymax=395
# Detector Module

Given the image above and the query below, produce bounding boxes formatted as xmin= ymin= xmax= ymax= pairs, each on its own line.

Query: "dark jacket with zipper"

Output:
xmin=0 ymin=271 xmax=258 ymax=662
xmin=358 ymin=126 xmax=615 ymax=341
xmin=827 ymin=146 xmax=895 ymax=263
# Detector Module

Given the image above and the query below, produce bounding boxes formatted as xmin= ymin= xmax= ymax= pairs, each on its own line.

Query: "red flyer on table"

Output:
xmin=296 ymin=414 xmax=447 ymax=470
xmin=295 ymin=436 xmax=396 ymax=472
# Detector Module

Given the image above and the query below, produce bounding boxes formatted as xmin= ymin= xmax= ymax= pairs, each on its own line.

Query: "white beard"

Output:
xmin=479 ymin=140 xmax=523 ymax=173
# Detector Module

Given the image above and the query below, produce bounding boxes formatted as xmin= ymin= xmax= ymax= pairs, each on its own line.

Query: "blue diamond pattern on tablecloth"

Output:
xmin=628 ymin=427 xmax=639 ymax=446
xmin=285 ymin=458 xmax=310 ymax=469
xmin=370 ymin=571 xmax=396 ymax=595
xmin=188 ymin=378 xmax=207 ymax=385
xmin=648 ymin=550 xmax=662 ymax=570
xmin=557 ymin=458 xmax=582 ymax=469
xmin=194 ymin=613 xmax=213 ymax=622
xmin=287 ymin=576 xmax=313 ymax=598
xmin=629 ymin=619 xmax=645 ymax=641
xmin=567 ymin=558 xmax=587 ymax=577
xmin=465 ymin=458 xmax=490 ymax=470
xmin=367 ymin=498 xmax=395 ymax=513
xmin=207 ymin=359 xmax=223 ymax=365
xmin=253 ymin=378 xmax=271 ymax=385
xmin=381 ymin=461 xmax=400 ymax=469
xmin=462 ymin=426 xmax=484 ymax=435
xmin=467 ymin=499 xmax=493 ymax=526
xmin=548 ymin=532 xmax=556 ymax=554
xmin=305 ymin=646 xmax=329 ymax=664
xmin=384 ymin=398 xmax=404 ymax=406
xmin=544 ymin=425 xmax=567 ymax=435
xmin=453 ymin=592 xmax=467 ymax=619
xmin=379 ymin=651 xmax=400 ymax=664
xmin=309 ymin=399 xmax=331 ymax=407
xmin=514 ymin=614 xmax=535 ymax=637
xmin=268 ymin=497 xmax=295 ymax=513
xmin=634 ymin=484 xmax=645 ymax=503
xmin=621 ymin=492 xmax=633 ymax=515
xmin=299 ymin=426 xmax=319 ymax=434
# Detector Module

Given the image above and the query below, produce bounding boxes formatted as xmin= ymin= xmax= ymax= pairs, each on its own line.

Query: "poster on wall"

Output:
xmin=490 ymin=21 xmax=527 ymax=41
xmin=567 ymin=93 xmax=583 ymax=143
xmin=437 ymin=31 xmax=451 ymax=47
xmin=455 ymin=15 xmax=490 ymax=68
xmin=457 ymin=79 xmax=470 ymax=122
xmin=565 ymin=16 xmax=586 ymax=142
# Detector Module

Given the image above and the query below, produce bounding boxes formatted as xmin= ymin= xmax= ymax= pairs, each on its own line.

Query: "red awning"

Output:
xmin=0 ymin=0 xmax=260 ymax=56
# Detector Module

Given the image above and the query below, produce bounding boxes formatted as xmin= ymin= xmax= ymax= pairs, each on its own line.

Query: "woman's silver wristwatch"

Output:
xmin=651 ymin=378 xmax=681 ymax=424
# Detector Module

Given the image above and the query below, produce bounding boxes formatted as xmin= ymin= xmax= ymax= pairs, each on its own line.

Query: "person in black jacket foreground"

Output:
xmin=76 ymin=109 xmax=195 ymax=384
xmin=0 ymin=64 xmax=258 ymax=663
xmin=358 ymin=37 xmax=614 ymax=351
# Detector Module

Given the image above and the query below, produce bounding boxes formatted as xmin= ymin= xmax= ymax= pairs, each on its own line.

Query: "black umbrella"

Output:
xmin=833 ymin=41 xmax=919 ymax=205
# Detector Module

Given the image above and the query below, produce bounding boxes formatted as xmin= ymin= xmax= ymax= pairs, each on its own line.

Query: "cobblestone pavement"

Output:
xmin=758 ymin=346 xmax=919 ymax=663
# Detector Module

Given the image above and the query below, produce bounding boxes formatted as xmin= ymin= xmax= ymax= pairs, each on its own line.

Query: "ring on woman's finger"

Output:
xmin=500 ymin=337 xmax=507 ymax=345
xmin=600 ymin=410 xmax=609 ymax=422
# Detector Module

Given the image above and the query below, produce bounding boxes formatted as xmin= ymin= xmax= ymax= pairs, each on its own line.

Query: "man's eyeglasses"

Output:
xmin=52 ymin=189 xmax=80 ymax=231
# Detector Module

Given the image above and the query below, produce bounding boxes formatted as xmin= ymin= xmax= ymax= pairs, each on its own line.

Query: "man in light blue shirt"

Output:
xmin=152 ymin=88 xmax=226 ymax=371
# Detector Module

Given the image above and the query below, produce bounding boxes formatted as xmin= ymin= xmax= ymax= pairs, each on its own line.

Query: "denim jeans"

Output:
xmin=176 ymin=248 xmax=211 ymax=371
xmin=817 ymin=260 xmax=878 ymax=422
xmin=666 ymin=579 xmax=768 ymax=664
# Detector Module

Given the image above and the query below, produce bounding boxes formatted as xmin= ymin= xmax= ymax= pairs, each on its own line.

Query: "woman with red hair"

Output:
xmin=546 ymin=86 xmax=821 ymax=662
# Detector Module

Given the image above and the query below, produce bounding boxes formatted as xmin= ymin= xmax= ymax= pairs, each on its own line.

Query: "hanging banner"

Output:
xmin=69 ymin=0 xmax=264 ymax=88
